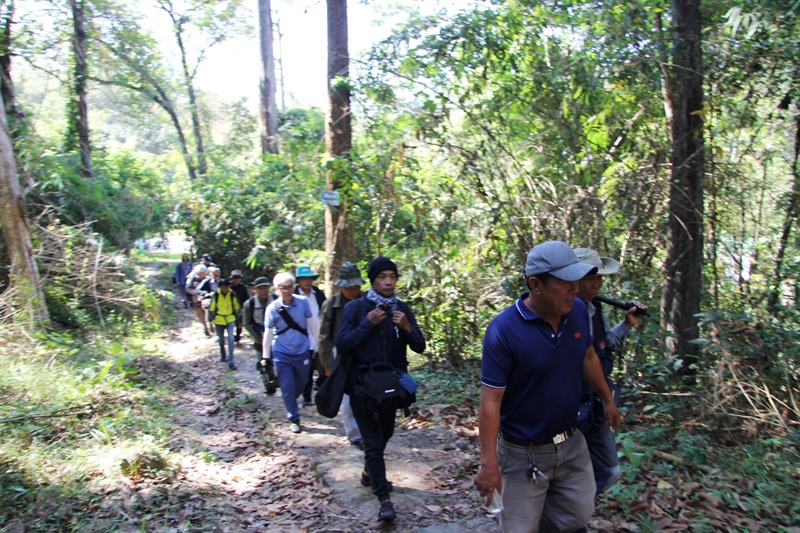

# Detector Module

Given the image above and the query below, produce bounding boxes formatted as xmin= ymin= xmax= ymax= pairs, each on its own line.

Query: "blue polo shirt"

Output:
xmin=481 ymin=293 xmax=591 ymax=442
xmin=266 ymin=295 xmax=312 ymax=356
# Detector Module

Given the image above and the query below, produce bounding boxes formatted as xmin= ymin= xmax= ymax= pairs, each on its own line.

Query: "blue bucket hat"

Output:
xmin=295 ymin=265 xmax=320 ymax=279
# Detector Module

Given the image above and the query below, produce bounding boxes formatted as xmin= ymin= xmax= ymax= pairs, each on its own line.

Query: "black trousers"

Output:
xmin=302 ymin=351 xmax=326 ymax=400
xmin=351 ymin=401 xmax=396 ymax=502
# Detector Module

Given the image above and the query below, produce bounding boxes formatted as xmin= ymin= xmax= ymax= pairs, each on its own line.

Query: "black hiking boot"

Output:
xmin=378 ymin=500 xmax=395 ymax=523
xmin=361 ymin=470 xmax=393 ymax=492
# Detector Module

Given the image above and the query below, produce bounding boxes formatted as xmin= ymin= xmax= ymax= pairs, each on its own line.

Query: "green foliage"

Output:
xmin=29 ymin=147 xmax=167 ymax=250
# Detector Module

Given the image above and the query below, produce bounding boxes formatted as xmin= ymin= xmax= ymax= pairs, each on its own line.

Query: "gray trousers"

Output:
xmin=497 ymin=430 xmax=595 ymax=533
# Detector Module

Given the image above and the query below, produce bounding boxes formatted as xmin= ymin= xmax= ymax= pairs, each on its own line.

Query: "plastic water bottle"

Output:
xmin=486 ymin=489 xmax=503 ymax=515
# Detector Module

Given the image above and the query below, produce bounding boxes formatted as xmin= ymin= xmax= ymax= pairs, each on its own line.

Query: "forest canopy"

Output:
xmin=1 ymin=0 xmax=798 ymax=429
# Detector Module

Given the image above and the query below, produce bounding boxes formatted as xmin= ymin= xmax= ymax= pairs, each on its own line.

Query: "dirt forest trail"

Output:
xmin=141 ymin=260 xmax=499 ymax=532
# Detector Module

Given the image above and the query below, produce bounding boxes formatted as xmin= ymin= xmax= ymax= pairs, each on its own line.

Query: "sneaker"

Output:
xmin=220 ymin=354 xmax=226 ymax=362
xmin=234 ymin=336 xmax=241 ymax=343
xmin=228 ymin=363 xmax=237 ymax=371
xmin=350 ymin=440 xmax=364 ymax=451
xmin=302 ymin=398 xmax=314 ymax=407
xmin=204 ymin=330 xmax=212 ymax=337
xmin=378 ymin=500 xmax=396 ymax=523
xmin=290 ymin=422 xmax=302 ymax=434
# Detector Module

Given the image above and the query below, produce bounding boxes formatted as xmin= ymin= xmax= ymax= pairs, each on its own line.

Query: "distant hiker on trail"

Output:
xmin=474 ymin=240 xmax=621 ymax=533
xmin=185 ymin=264 xmax=213 ymax=337
xmin=175 ymin=253 xmax=193 ymax=306
xmin=243 ymin=277 xmax=278 ymax=395
xmin=229 ymin=269 xmax=249 ymax=343
xmin=318 ymin=261 xmax=365 ymax=450
xmin=573 ymin=247 xmax=647 ymax=502
xmin=209 ymin=278 xmax=240 ymax=370
xmin=263 ymin=272 xmax=317 ymax=434
xmin=294 ymin=265 xmax=326 ymax=407
xmin=336 ymin=256 xmax=426 ymax=524
xmin=201 ymin=253 xmax=214 ymax=268
xmin=197 ymin=267 xmax=221 ymax=327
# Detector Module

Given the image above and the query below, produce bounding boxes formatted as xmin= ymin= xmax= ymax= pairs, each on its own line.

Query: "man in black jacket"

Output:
xmin=336 ymin=256 xmax=426 ymax=524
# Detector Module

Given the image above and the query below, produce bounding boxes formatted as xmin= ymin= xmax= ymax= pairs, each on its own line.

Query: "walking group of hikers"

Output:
xmin=173 ymin=243 xmax=647 ymax=531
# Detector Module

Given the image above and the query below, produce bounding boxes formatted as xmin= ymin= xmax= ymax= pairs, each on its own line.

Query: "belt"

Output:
xmin=500 ymin=426 xmax=577 ymax=447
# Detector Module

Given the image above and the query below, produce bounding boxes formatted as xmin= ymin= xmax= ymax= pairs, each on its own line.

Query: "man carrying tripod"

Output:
xmin=243 ymin=277 xmax=277 ymax=395
xmin=573 ymin=247 xmax=648 ymax=502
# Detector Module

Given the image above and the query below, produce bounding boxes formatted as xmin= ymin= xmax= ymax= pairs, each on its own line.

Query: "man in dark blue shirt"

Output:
xmin=474 ymin=241 xmax=621 ymax=533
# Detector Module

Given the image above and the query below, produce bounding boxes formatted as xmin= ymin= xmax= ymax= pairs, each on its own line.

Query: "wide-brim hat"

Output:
xmin=294 ymin=265 xmax=319 ymax=279
xmin=334 ymin=262 xmax=366 ymax=287
xmin=573 ymin=248 xmax=620 ymax=275
xmin=253 ymin=277 xmax=271 ymax=288
xmin=230 ymin=269 xmax=243 ymax=279
xmin=525 ymin=241 xmax=597 ymax=281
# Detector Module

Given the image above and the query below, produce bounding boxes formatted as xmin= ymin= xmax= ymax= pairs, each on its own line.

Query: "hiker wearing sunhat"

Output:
xmin=572 ymin=248 xmax=647 ymax=506
xmin=294 ymin=265 xmax=327 ymax=405
xmin=318 ymin=262 xmax=365 ymax=450
xmin=475 ymin=240 xmax=621 ymax=533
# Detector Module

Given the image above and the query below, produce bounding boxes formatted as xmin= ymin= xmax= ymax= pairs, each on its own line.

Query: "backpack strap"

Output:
xmin=276 ymin=305 xmax=308 ymax=336
xmin=244 ymin=295 xmax=256 ymax=325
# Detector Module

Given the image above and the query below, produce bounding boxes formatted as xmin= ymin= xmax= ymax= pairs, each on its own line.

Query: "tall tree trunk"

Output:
xmin=275 ymin=17 xmax=286 ymax=112
xmin=172 ymin=18 xmax=207 ymax=175
xmin=258 ymin=0 xmax=279 ymax=154
xmin=660 ymin=0 xmax=705 ymax=374
xmin=68 ymin=0 xmax=92 ymax=178
xmin=0 ymin=91 xmax=48 ymax=325
xmin=0 ymin=1 xmax=23 ymax=138
xmin=768 ymin=103 xmax=800 ymax=313
xmin=324 ymin=0 xmax=354 ymax=294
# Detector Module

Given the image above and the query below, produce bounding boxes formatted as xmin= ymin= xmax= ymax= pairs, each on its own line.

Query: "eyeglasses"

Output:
xmin=277 ymin=285 xmax=294 ymax=291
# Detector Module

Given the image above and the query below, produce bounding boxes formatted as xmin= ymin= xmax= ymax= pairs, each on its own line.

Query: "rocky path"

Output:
xmin=142 ymin=266 xmax=499 ymax=532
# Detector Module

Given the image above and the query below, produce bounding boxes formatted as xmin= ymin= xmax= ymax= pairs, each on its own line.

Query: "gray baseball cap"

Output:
xmin=525 ymin=241 xmax=597 ymax=281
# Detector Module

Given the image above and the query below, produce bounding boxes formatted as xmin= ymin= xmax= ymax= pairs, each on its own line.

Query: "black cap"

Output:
xmin=218 ymin=278 xmax=231 ymax=286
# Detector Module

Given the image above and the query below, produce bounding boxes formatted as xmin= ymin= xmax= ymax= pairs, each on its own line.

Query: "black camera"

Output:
xmin=378 ymin=304 xmax=390 ymax=312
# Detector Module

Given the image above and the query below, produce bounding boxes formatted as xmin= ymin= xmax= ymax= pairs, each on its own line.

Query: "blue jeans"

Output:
xmin=273 ymin=349 xmax=310 ymax=423
xmin=215 ymin=322 xmax=235 ymax=364
xmin=497 ymin=431 xmax=594 ymax=533
xmin=582 ymin=424 xmax=620 ymax=494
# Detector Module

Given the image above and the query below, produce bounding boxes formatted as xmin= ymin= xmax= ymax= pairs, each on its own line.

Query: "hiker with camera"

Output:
xmin=572 ymin=247 xmax=647 ymax=505
xmin=243 ymin=277 xmax=278 ymax=395
xmin=263 ymin=272 xmax=316 ymax=434
xmin=336 ymin=256 xmax=426 ymax=524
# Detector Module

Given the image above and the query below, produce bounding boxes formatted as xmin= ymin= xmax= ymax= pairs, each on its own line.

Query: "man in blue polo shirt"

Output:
xmin=474 ymin=241 xmax=622 ymax=533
